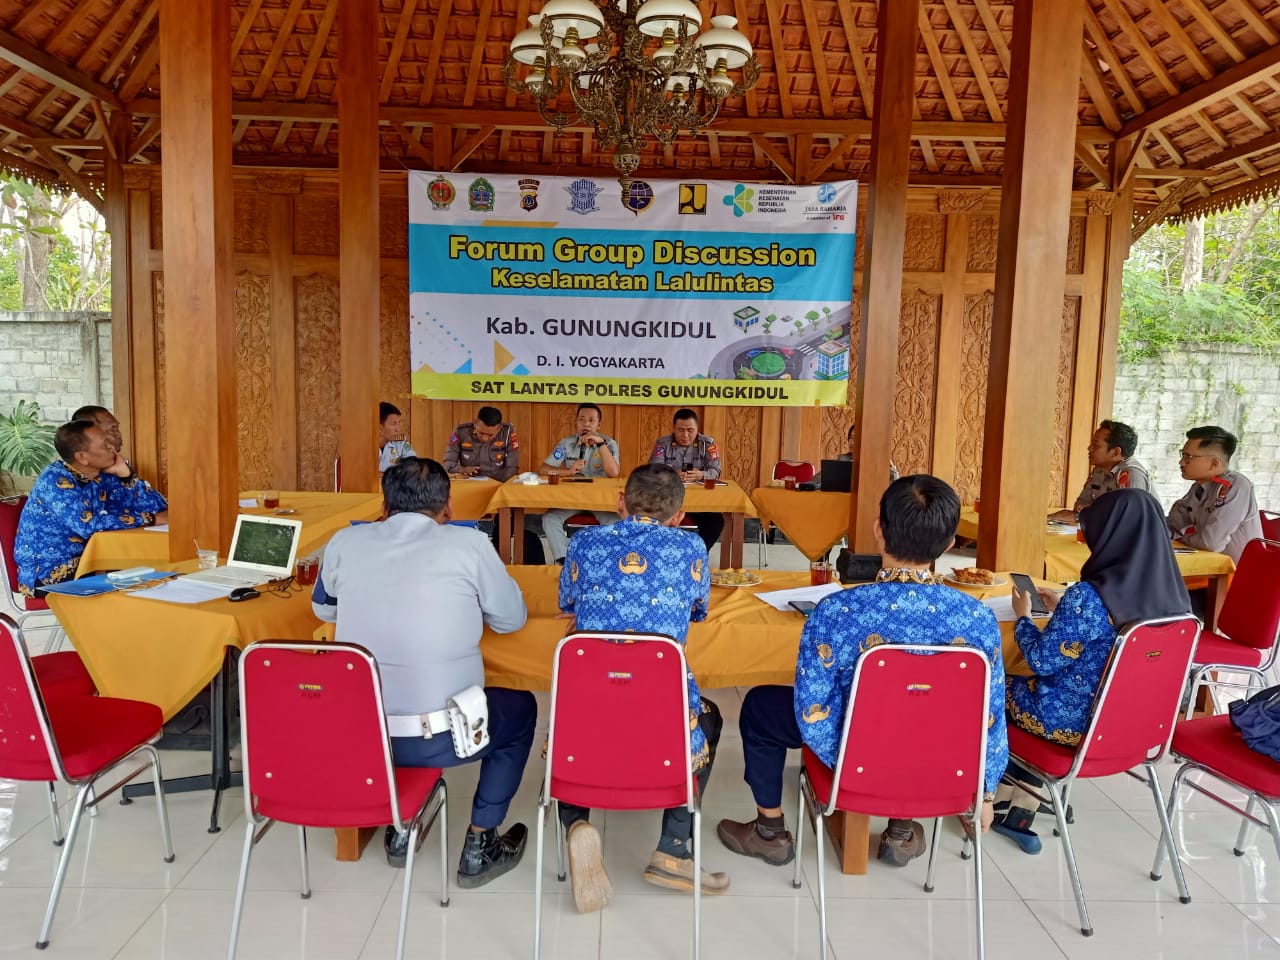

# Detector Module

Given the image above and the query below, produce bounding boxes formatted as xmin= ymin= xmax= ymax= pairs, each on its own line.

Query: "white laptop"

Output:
xmin=182 ymin=514 xmax=303 ymax=588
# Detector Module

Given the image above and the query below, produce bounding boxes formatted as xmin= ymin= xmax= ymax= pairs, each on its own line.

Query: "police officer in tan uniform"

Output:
xmin=1050 ymin=420 xmax=1150 ymax=522
xmin=649 ymin=407 xmax=723 ymax=551
xmin=1167 ymin=425 xmax=1263 ymax=564
xmin=443 ymin=406 xmax=521 ymax=482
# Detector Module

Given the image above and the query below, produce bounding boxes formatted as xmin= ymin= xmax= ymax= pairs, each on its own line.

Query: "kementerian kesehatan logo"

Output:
xmin=427 ymin=176 xmax=456 ymax=211
xmin=468 ymin=177 xmax=495 ymax=212
xmin=723 ymin=184 xmax=753 ymax=217
xmin=678 ymin=183 xmax=707 ymax=215
xmin=624 ymin=180 xmax=654 ymax=215
xmin=518 ymin=178 xmax=540 ymax=211
xmin=566 ymin=178 xmax=603 ymax=215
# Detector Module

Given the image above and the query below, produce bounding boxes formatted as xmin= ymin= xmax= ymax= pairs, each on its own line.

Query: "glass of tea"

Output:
xmin=294 ymin=555 xmax=319 ymax=586
xmin=810 ymin=561 xmax=835 ymax=586
xmin=262 ymin=489 xmax=280 ymax=509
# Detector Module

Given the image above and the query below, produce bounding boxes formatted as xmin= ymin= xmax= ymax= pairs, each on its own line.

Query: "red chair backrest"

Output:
xmin=832 ymin=645 xmax=990 ymax=819
xmin=1217 ymin=539 xmax=1280 ymax=650
xmin=547 ymin=633 xmax=692 ymax=812
xmin=0 ymin=614 xmax=60 ymax=782
xmin=772 ymin=460 xmax=816 ymax=483
xmin=1073 ymin=616 xmax=1200 ymax=779
xmin=0 ymin=496 xmax=27 ymax=597
xmin=239 ymin=641 xmax=403 ymax=828
xmin=1261 ymin=513 xmax=1280 ymax=541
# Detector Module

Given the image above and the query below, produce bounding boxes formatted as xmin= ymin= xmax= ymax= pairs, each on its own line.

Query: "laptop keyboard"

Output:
xmin=182 ymin=567 xmax=267 ymax=587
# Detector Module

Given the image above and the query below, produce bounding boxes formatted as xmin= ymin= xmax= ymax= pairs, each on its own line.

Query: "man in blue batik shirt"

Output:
xmin=557 ymin=463 xmax=729 ymax=912
xmin=717 ymin=475 xmax=1008 ymax=869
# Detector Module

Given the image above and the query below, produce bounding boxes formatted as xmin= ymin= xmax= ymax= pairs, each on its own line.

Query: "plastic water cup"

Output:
xmin=197 ymin=549 xmax=218 ymax=569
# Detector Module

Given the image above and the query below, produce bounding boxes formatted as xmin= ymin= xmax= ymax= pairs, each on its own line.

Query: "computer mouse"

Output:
xmin=228 ymin=587 xmax=261 ymax=602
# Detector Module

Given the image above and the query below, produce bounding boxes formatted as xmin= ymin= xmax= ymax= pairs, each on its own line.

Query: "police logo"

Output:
xmin=427 ymin=175 xmax=456 ymax=211
xmin=624 ymin=180 xmax=654 ymax=215
xmin=518 ymin=177 xmax=540 ymax=212
xmin=468 ymin=177 xmax=495 ymax=212
xmin=566 ymin=178 xmax=603 ymax=215
xmin=678 ymin=183 xmax=707 ymax=215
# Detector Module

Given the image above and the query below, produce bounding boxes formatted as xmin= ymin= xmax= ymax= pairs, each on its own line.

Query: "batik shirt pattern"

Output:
xmin=795 ymin=577 xmax=1008 ymax=793
xmin=1006 ymin=582 xmax=1114 ymax=747
xmin=559 ymin=516 xmax=712 ymax=768
xmin=15 ymin=460 xmax=168 ymax=591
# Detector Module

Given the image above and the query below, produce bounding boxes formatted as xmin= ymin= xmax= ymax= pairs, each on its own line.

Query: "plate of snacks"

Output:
xmin=943 ymin=567 xmax=1007 ymax=588
xmin=711 ymin=568 xmax=763 ymax=588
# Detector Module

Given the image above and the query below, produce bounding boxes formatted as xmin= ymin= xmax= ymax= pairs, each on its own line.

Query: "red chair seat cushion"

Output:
xmin=1173 ymin=715 xmax=1280 ymax=799
xmin=18 ymin=594 xmax=50 ymax=612
xmin=42 ymin=695 xmax=163 ymax=781
xmin=1007 ymin=724 xmax=1079 ymax=779
xmin=802 ymin=746 xmax=835 ymax=806
xmin=32 ymin=651 xmax=96 ymax=697
xmin=1192 ymin=631 xmax=1266 ymax=670
xmin=256 ymin=766 xmax=444 ymax=829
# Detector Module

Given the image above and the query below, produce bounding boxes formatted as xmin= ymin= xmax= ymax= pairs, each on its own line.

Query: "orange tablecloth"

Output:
xmin=956 ymin=506 xmax=980 ymax=542
xmin=75 ymin=490 xmax=384 ymax=575
xmin=750 ymin=487 xmax=851 ymax=561
xmin=448 ymin=478 xmax=500 ymax=520
xmin=1042 ymin=536 xmax=1235 ymax=583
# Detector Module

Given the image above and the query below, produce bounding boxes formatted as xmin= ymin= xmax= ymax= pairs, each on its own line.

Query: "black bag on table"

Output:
xmin=836 ymin=550 xmax=882 ymax=584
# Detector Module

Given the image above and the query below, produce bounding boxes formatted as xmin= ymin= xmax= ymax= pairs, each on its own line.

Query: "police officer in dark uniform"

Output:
xmin=649 ymin=408 xmax=724 ymax=551
xmin=443 ymin=406 xmax=521 ymax=482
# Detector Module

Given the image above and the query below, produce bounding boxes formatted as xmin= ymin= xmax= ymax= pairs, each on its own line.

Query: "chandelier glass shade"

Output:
xmin=503 ymin=0 xmax=760 ymax=204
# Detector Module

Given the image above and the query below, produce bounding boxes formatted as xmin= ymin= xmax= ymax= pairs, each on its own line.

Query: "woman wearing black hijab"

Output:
xmin=994 ymin=489 xmax=1192 ymax=853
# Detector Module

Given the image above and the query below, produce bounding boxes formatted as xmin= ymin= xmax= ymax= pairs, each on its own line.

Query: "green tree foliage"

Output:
xmin=0 ymin=174 xmax=109 ymax=311
xmin=0 ymin=400 xmax=56 ymax=477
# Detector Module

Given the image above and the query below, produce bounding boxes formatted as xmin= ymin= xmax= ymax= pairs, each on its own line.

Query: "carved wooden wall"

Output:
xmin=112 ymin=170 xmax=1119 ymax=510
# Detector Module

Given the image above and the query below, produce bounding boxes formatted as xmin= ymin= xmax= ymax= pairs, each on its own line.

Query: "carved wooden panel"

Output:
xmin=152 ymin=272 xmax=168 ymax=493
xmin=954 ymin=292 xmax=994 ymax=503
xmin=235 ymin=272 xmax=273 ymax=489
xmin=893 ymin=290 xmax=939 ymax=474
xmin=293 ymin=196 xmax=340 ymax=256
xmin=820 ymin=406 xmax=848 ymax=461
xmin=380 ymin=274 xmax=411 ymax=434
xmin=903 ymin=214 xmax=945 ymax=271
xmin=1049 ymin=297 xmax=1081 ymax=507
xmin=853 ymin=209 xmax=866 ymax=272
xmin=966 ymin=215 xmax=997 ymax=272
xmin=234 ymin=192 xmax=271 ymax=254
xmin=725 ymin=405 xmax=761 ymax=491
xmin=638 ymin=407 xmax=669 ymax=453
xmin=380 ymin=197 xmax=409 ymax=258
xmin=150 ymin=189 xmax=163 ymax=251
xmin=1064 ymin=216 xmax=1086 ymax=274
xmin=295 ymin=273 xmax=341 ymax=490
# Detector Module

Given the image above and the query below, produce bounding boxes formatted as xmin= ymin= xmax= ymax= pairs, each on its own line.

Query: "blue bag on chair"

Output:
xmin=1228 ymin=684 xmax=1280 ymax=762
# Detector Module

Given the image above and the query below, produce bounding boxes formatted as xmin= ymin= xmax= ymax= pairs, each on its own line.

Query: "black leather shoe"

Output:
xmin=384 ymin=825 xmax=427 ymax=868
xmin=457 ymin=823 xmax=528 ymax=889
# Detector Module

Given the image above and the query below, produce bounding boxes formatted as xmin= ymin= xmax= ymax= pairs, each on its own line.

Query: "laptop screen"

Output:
xmin=230 ymin=517 xmax=299 ymax=570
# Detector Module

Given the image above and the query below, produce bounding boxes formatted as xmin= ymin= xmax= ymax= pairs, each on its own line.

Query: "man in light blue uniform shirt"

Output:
xmin=541 ymin=402 xmax=621 ymax=562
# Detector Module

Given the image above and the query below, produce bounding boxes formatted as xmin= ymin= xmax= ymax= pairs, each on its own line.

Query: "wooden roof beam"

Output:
xmin=749 ymin=134 xmax=794 ymax=181
xmin=942 ymin=0 xmax=1003 ymax=122
xmin=762 ymin=0 xmax=793 ymax=119
xmin=381 ymin=0 xmax=421 ymax=102
xmin=0 ymin=26 xmax=122 ymax=108
xmin=419 ymin=0 xmax=454 ymax=106
xmin=810 ymin=133 xmax=859 ymax=180
xmin=250 ymin=0 xmax=309 ymax=100
xmin=1134 ymin=167 xmax=1216 ymax=178
xmin=295 ymin=0 xmax=338 ymax=100
xmin=1188 ymin=129 xmax=1280 ymax=170
xmin=31 ymin=142 xmax=103 ymax=214
xmin=835 ymin=0 xmax=871 ymax=117
xmin=462 ymin=0 xmax=495 ymax=108
xmin=798 ymin=0 xmax=834 ymax=117
xmin=451 ymin=124 xmax=495 ymax=170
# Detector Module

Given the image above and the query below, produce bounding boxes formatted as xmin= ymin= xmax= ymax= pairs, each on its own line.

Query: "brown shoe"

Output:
xmin=716 ymin=817 xmax=796 ymax=866
xmin=566 ymin=821 xmax=611 ymax=913
xmin=877 ymin=820 xmax=926 ymax=867
xmin=642 ymin=851 xmax=730 ymax=894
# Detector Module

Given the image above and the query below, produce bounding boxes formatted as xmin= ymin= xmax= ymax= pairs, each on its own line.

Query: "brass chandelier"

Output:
xmin=503 ymin=0 xmax=760 ymax=206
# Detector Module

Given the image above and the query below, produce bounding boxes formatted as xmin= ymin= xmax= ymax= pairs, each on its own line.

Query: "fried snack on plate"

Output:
xmin=950 ymin=567 xmax=996 ymax=585
xmin=711 ymin=568 xmax=762 ymax=587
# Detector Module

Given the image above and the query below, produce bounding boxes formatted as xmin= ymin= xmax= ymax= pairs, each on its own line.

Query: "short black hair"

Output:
xmin=672 ymin=408 xmax=698 ymax=426
xmin=576 ymin=402 xmax=603 ymax=418
xmin=477 ymin=406 xmax=502 ymax=427
xmin=381 ymin=457 xmax=450 ymax=516
xmin=847 ymin=423 xmax=856 ymax=440
xmin=379 ymin=402 xmax=402 ymax=424
xmin=54 ymin=420 xmax=98 ymax=462
xmin=71 ymin=404 xmax=110 ymax=423
xmin=878 ymin=475 xmax=959 ymax=564
xmin=1186 ymin=425 xmax=1238 ymax=461
xmin=1099 ymin=419 xmax=1138 ymax=458
xmin=623 ymin=464 xmax=685 ymax=522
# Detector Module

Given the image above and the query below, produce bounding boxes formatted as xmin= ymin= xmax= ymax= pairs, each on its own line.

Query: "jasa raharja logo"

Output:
xmin=723 ymin=184 xmax=754 ymax=217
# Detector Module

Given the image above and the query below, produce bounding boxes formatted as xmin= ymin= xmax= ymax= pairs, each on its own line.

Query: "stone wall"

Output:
xmin=1113 ymin=343 xmax=1280 ymax=513
xmin=0 ymin=312 xmax=113 ymax=422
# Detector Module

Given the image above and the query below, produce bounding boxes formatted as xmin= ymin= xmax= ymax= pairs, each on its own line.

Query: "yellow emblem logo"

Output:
xmin=691 ymin=558 xmax=703 ymax=582
xmin=816 ymin=643 xmax=835 ymax=669
xmin=618 ymin=552 xmax=648 ymax=575
xmin=1060 ymin=640 xmax=1084 ymax=660
xmin=570 ymin=561 xmax=579 ymax=583
xmin=802 ymin=703 xmax=831 ymax=724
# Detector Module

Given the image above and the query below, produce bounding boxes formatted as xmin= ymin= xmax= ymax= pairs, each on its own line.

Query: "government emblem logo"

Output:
xmin=566 ymin=178 xmax=602 ymax=214
xmin=468 ymin=177 xmax=495 ymax=212
xmin=427 ymin=175 xmax=455 ymax=210
xmin=624 ymin=180 xmax=654 ymax=215
xmin=678 ymin=183 xmax=707 ymax=215
xmin=518 ymin=178 xmax=540 ymax=211
xmin=723 ymin=184 xmax=753 ymax=217
xmin=817 ymin=183 xmax=836 ymax=204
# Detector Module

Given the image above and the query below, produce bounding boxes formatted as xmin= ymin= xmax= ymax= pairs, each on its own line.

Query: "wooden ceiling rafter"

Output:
xmin=731 ymin=0 xmax=759 ymax=116
xmin=74 ymin=0 xmax=143 ymax=75
xmin=916 ymin=5 xmax=983 ymax=174
xmin=461 ymin=0 xmax=495 ymax=109
xmin=294 ymin=0 xmax=337 ymax=101
xmin=0 ymin=22 xmax=121 ymax=108
xmin=941 ymin=0 xmax=1003 ymax=123
xmin=95 ymin=0 xmax=155 ymax=92
xmin=271 ymin=119 xmax=294 ymax=150
xmin=834 ymin=0 xmax=870 ymax=117
xmin=761 ymin=0 xmax=793 ymax=120
xmin=30 ymin=140 xmax=102 ymax=213
xmin=381 ymin=0 xmax=420 ymax=103
xmin=116 ymin=30 xmax=159 ymax=103
xmin=798 ymin=0 xmax=834 ymax=117
xmin=231 ymin=0 xmax=267 ymax=62
xmin=418 ymin=0 xmax=454 ymax=107
xmin=249 ymin=0 xmax=308 ymax=100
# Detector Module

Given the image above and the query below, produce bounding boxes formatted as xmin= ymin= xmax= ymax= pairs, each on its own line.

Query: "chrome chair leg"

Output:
xmin=923 ymin=817 xmax=941 ymax=893
xmin=437 ymin=787 xmax=450 ymax=908
xmin=1152 ymin=762 xmax=1192 ymax=881
xmin=792 ymin=774 xmax=806 ymax=890
xmin=1262 ymin=799 xmax=1280 ymax=868
xmin=554 ymin=799 xmax=567 ymax=882
xmin=1235 ymin=796 xmax=1256 ymax=856
xmin=692 ymin=807 xmax=702 ymax=960
xmin=46 ymin=783 xmax=63 ymax=846
xmin=973 ymin=811 xmax=986 ymax=960
xmin=297 ymin=826 xmax=311 ymax=899
xmin=396 ymin=818 xmax=421 ymax=960
xmin=1048 ymin=780 xmax=1092 ymax=936
xmin=142 ymin=745 xmax=175 ymax=863
xmin=533 ymin=797 xmax=547 ymax=960
xmin=815 ymin=807 xmax=828 ymax=960
xmin=226 ymin=819 xmax=258 ymax=960
xmin=36 ymin=781 xmax=91 ymax=949
xmin=1145 ymin=761 xmax=1190 ymax=903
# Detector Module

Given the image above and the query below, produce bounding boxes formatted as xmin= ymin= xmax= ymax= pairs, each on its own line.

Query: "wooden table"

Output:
xmin=328 ymin=567 xmax=1045 ymax=866
xmin=750 ymin=487 xmax=851 ymax=561
xmin=489 ymin=478 xmax=756 ymax=568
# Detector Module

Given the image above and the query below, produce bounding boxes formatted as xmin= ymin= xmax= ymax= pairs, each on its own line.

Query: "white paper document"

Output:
xmin=122 ymin=579 xmax=236 ymax=604
xmin=146 ymin=524 xmax=169 ymax=532
xmin=753 ymin=583 xmax=845 ymax=611
xmin=239 ymin=498 xmax=259 ymax=508
xmin=982 ymin=595 xmax=1019 ymax=622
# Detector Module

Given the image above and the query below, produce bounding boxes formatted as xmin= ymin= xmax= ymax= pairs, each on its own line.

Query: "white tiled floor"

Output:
xmin=5 ymin=543 xmax=1277 ymax=958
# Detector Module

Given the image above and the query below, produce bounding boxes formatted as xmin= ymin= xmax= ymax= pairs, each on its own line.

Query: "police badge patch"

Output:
xmin=566 ymin=178 xmax=602 ymax=215
xmin=518 ymin=178 xmax=540 ymax=211
xmin=428 ymin=175 xmax=455 ymax=211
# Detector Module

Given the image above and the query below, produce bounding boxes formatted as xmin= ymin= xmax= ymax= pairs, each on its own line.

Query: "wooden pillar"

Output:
xmin=103 ymin=114 xmax=133 ymax=453
xmin=977 ymin=0 xmax=1085 ymax=574
xmin=159 ymin=0 xmax=238 ymax=557
xmin=338 ymin=0 xmax=381 ymax=491
xmin=1093 ymin=182 xmax=1135 ymax=420
xmin=850 ymin=0 xmax=917 ymax=552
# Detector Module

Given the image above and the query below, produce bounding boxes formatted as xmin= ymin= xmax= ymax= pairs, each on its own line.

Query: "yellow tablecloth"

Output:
xmin=1042 ymin=537 xmax=1235 ymax=583
xmin=448 ymin=478 xmax=500 ymax=520
xmin=75 ymin=490 xmax=385 ymax=574
xmin=750 ymin=487 xmax=851 ymax=561
xmin=956 ymin=506 xmax=980 ymax=542
xmin=486 ymin=478 xmax=755 ymax=516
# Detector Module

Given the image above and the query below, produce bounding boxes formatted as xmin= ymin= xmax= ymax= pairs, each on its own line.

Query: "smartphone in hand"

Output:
xmin=1011 ymin=572 xmax=1049 ymax=616
xmin=789 ymin=600 xmax=817 ymax=617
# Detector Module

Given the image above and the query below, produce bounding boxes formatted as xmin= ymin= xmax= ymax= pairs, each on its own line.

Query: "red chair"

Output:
xmin=1005 ymin=616 xmax=1201 ymax=936
xmin=1186 ymin=539 xmax=1280 ymax=713
xmin=758 ymin=460 xmax=818 ymax=565
xmin=229 ymin=641 xmax=449 ymax=960
xmin=794 ymin=644 xmax=993 ymax=960
xmin=1151 ymin=714 xmax=1280 ymax=895
xmin=1261 ymin=511 xmax=1280 ymax=541
xmin=535 ymin=633 xmax=701 ymax=960
xmin=0 ymin=613 xmax=174 ymax=950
